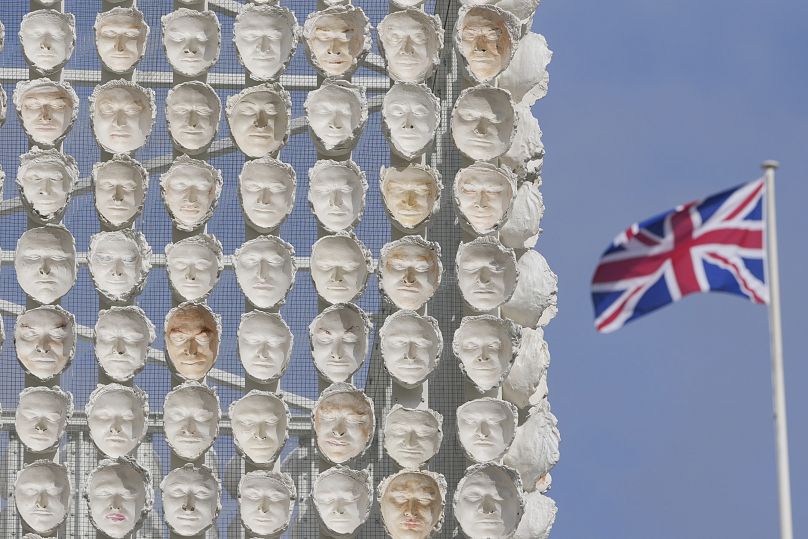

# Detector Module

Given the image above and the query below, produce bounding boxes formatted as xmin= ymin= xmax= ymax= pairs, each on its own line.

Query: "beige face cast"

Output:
xmin=378 ymin=9 xmax=443 ymax=83
xmin=164 ymin=303 xmax=221 ymax=381
xmin=16 ymin=386 xmax=72 ymax=453
xmin=313 ymin=384 xmax=375 ymax=464
xmin=379 ymin=470 xmax=446 ymax=539
xmin=303 ymin=6 xmax=370 ymax=78
xmin=380 ymin=164 xmax=441 ymax=231
xmin=456 ymin=5 xmax=518 ymax=82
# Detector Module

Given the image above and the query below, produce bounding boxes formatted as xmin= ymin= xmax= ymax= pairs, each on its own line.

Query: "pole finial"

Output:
xmin=762 ymin=160 xmax=780 ymax=170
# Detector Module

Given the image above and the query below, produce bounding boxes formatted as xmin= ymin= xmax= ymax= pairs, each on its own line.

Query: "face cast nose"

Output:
xmin=255 ymin=109 xmax=269 ymax=128
xmin=111 ymin=258 xmax=125 ymax=277
xmin=113 ymin=337 xmax=127 ymax=355
xmin=259 ymin=187 xmax=273 ymax=205
xmin=113 ymin=109 xmax=127 ymax=128
xmin=36 ymin=491 xmax=49 ymax=509
xmin=475 ymin=117 xmax=490 ymax=135
xmin=403 ymin=266 xmax=416 ymax=285
xmin=257 ymin=258 xmax=271 ymax=281
xmin=259 ymin=35 xmax=271 ymax=53
xmin=182 ymin=493 xmax=196 ymax=512
xmin=116 ymin=35 xmax=127 ymax=52
xmin=330 ymin=265 xmax=344 ymax=283
xmin=187 ymin=109 xmax=199 ymax=128
xmin=330 ymin=188 xmax=343 ymax=207
xmin=113 ymin=184 xmax=125 ymax=202
xmin=477 ymin=266 xmax=491 ymax=284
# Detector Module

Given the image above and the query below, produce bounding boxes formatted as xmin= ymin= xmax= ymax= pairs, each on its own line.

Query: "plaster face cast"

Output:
xmin=19 ymin=10 xmax=75 ymax=74
xmin=227 ymin=83 xmax=291 ymax=158
xmin=456 ymin=237 xmax=518 ymax=311
xmin=501 ymin=105 xmax=544 ymax=179
xmin=86 ymin=384 xmax=148 ymax=458
xmin=312 ymin=466 xmax=372 ymax=536
xmin=14 ymin=79 xmax=79 ymax=147
xmin=514 ymin=491 xmax=556 ymax=539
xmin=230 ymin=391 xmax=289 ymax=465
xmin=17 ymin=148 xmax=79 ymax=224
xmin=15 ymin=225 xmax=77 ymax=304
xmin=166 ymin=82 xmax=221 ymax=155
xmin=95 ymin=306 xmax=155 ymax=383
xmin=383 ymin=83 xmax=440 ymax=160
xmin=451 ymin=86 xmax=516 ymax=161
xmin=378 ymin=10 xmax=443 ymax=83
xmin=379 ymin=237 xmax=442 ymax=311
xmin=95 ymin=8 xmax=149 ymax=74
xmin=161 ymin=9 xmax=220 ymax=77
xmin=313 ymin=384 xmax=375 ymax=464
xmin=166 ymin=234 xmax=223 ymax=301
xmin=380 ymin=310 xmax=442 ymax=388
xmin=303 ymin=6 xmax=371 ymax=77
xmin=456 ymin=6 xmax=518 ymax=83
xmin=239 ymin=471 xmax=296 ymax=537
xmin=503 ymin=406 xmax=560 ymax=492
xmin=501 ymin=250 xmax=558 ymax=328
xmin=161 ymin=464 xmax=220 ymax=537
xmin=454 ymin=162 xmax=516 ymax=235
xmin=90 ymin=80 xmax=156 ymax=154
xmin=309 ymin=303 xmax=371 ymax=384
xmin=86 ymin=459 xmax=152 ymax=539
xmin=234 ymin=236 xmax=296 ymax=309
xmin=16 ymin=386 xmax=72 ymax=453
xmin=503 ymin=327 xmax=549 ymax=409
xmin=161 ymin=156 xmax=222 ymax=231
xmin=164 ymin=303 xmax=221 ymax=381
xmin=380 ymin=164 xmax=441 ymax=231
xmin=383 ymin=406 xmax=443 ymax=469
xmin=15 ymin=461 xmax=71 ymax=535
xmin=305 ymin=80 xmax=367 ymax=156
xmin=453 ymin=315 xmax=520 ymax=392
xmin=92 ymin=155 xmax=148 ymax=229
xmin=238 ymin=311 xmax=293 ymax=383
xmin=379 ymin=471 xmax=446 ymax=539
xmin=239 ymin=158 xmax=296 ymax=232
xmin=497 ymin=32 xmax=552 ymax=106
xmin=0 ymin=85 xmax=6 ymax=127
xmin=457 ymin=398 xmax=518 ymax=463
xmin=308 ymin=160 xmax=367 ymax=233
xmin=310 ymin=235 xmax=371 ymax=305
xmin=88 ymin=230 xmax=152 ymax=302
xmin=234 ymin=4 xmax=299 ymax=81
xmin=164 ymin=383 xmax=220 ymax=461
xmin=454 ymin=464 xmax=524 ymax=539
xmin=15 ymin=306 xmax=76 ymax=380
xmin=499 ymin=180 xmax=544 ymax=249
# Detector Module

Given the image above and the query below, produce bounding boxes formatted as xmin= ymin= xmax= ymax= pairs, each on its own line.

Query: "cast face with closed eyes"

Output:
xmin=14 ymin=79 xmax=78 ymax=147
xmin=234 ymin=4 xmax=298 ymax=80
xmin=163 ymin=384 xmax=220 ymax=461
xmin=17 ymin=149 xmax=78 ymax=223
xmin=86 ymin=460 xmax=151 ymax=539
xmin=454 ymin=464 xmax=523 ymax=539
xmin=93 ymin=157 xmax=147 ymax=228
xmin=166 ymin=82 xmax=220 ymax=155
xmin=20 ymin=10 xmax=75 ymax=74
xmin=161 ymin=9 xmax=220 ymax=77
xmin=304 ymin=8 xmax=369 ymax=77
xmin=451 ymin=87 xmax=515 ymax=161
xmin=91 ymin=81 xmax=154 ymax=154
xmin=230 ymin=391 xmax=288 ymax=464
xmin=456 ymin=6 xmax=515 ymax=82
xmin=380 ymin=310 xmax=442 ymax=387
xmin=16 ymin=386 xmax=72 ymax=453
xmin=238 ymin=311 xmax=293 ymax=383
xmin=228 ymin=84 xmax=290 ymax=158
xmin=378 ymin=10 xmax=442 ymax=83
xmin=15 ymin=461 xmax=71 ymax=535
xmin=239 ymin=471 xmax=296 ymax=537
xmin=88 ymin=230 xmax=151 ymax=302
xmin=161 ymin=465 xmax=220 ymax=536
xmin=453 ymin=316 xmax=518 ymax=392
xmin=382 ymin=83 xmax=439 ymax=160
xmin=310 ymin=235 xmax=370 ymax=304
xmin=454 ymin=163 xmax=515 ymax=234
xmin=234 ymin=236 xmax=296 ymax=309
xmin=164 ymin=303 xmax=220 ymax=381
xmin=166 ymin=235 xmax=222 ymax=301
xmin=305 ymin=80 xmax=366 ymax=155
xmin=457 ymin=398 xmax=517 ymax=463
xmin=160 ymin=157 xmax=221 ymax=231
xmin=239 ymin=159 xmax=296 ymax=232
xmin=383 ymin=407 xmax=442 ymax=469
xmin=15 ymin=306 xmax=75 ymax=380
xmin=380 ymin=165 xmax=441 ymax=230
xmin=313 ymin=387 xmax=374 ymax=464
xmin=379 ymin=238 xmax=442 ymax=311
xmin=86 ymin=385 xmax=147 ymax=458
xmin=312 ymin=467 xmax=371 ymax=535
xmin=15 ymin=226 xmax=76 ymax=304
xmin=310 ymin=304 xmax=370 ymax=383
xmin=95 ymin=8 xmax=148 ymax=74
xmin=308 ymin=160 xmax=366 ymax=233
xmin=456 ymin=237 xmax=518 ymax=312
xmin=380 ymin=471 xmax=445 ymax=539
xmin=95 ymin=307 xmax=154 ymax=382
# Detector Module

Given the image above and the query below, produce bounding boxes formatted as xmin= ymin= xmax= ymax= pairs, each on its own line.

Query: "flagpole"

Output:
xmin=762 ymin=160 xmax=793 ymax=539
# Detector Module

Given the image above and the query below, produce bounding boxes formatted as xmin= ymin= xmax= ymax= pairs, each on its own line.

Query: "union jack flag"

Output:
xmin=592 ymin=179 xmax=769 ymax=333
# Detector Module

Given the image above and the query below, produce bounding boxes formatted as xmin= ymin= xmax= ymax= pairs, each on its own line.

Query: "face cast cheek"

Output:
xmin=95 ymin=10 xmax=148 ymax=73
xmin=239 ymin=160 xmax=296 ymax=231
xmin=161 ymin=466 xmax=220 ymax=537
xmin=15 ymin=462 xmax=71 ymax=535
xmin=15 ymin=306 xmax=75 ymax=380
xmin=20 ymin=11 xmax=75 ymax=73
xmin=161 ymin=11 xmax=220 ymax=77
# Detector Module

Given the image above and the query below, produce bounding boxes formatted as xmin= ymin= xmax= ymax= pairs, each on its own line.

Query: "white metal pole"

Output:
xmin=762 ymin=160 xmax=793 ymax=539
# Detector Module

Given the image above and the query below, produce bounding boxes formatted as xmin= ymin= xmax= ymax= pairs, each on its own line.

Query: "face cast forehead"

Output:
xmin=380 ymin=310 xmax=442 ymax=387
xmin=313 ymin=385 xmax=374 ymax=464
xmin=454 ymin=163 xmax=516 ymax=234
xmin=160 ymin=464 xmax=220 ymax=536
xmin=164 ymin=303 xmax=221 ymax=381
xmin=310 ymin=235 xmax=370 ymax=304
xmin=451 ymin=86 xmax=516 ymax=161
xmin=15 ymin=306 xmax=76 ymax=380
xmin=238 ymin=311 xmax=293 ymax=383
xmin=379 ymin=237 xmax=442 ymax=311
xmin=455 ymin=464 xmax=523 ymax=539
xmin=227 ymin=83 xmax=291 ymax=158
xmin=166 ymin=234 xmax=223 ymax=302
xmin=17 ymin=148 xmax=78 ymax=223
xmin=19 ymin=10 xmax=76 ymax=74
xmin=239 ymin=471 xmax=296 ymax=536
xmin=166 ymin=82 xmax=221 ymax=155
xmin=381 ymin=165 xmax=441 ymax=230
xmin=454 ymin=316 xmax=519 ymax=392
xmin=229 ymin=391 xmax=289 ymax=464
xmin=93 ymin=156 xmax=148 ymax=228
xmin=15 ymin=461 xmax=71 ymax=535
xmin=380 ymin=471 xmax=445 ymax=539
xmin=95 ymin=306 xmax=155 ymax=382
xmin=313 ymin=467 xmax=372 ymax=535
xmin=161 ymin=9 xmax=220 ymax=77
xmin=95 ymin=8 xmax=149 ymax=74
xmin=86 ymin=385 xmax=148 ymax=458
xmin=304 ymin=6 xmax=371 ymax=77
xmin=309 ymin=303 xmax=370 ymax=383
xmin=88 ymin=230 xmax=152 ymax=302
xmin=456 ymin=6 xmax=517 ymax=82
xmin=234 ymin=235 xmax=296 ymax=309
xmin=90 ymin=81 xmax=156 ymax=154
xmin=234 ymin=4 xmax=299 ymax=81
xmin=456 ymin=237 xmax=518 ymax=311
xmin=308 ymin=160 xmax=367 ymax=233
xmin=239 ymin=158 xmax=296 ymax=232
xmin=383 ymin=406 xmax=443 ymax=469
xmin=457 ymin=398 xmax=517 ymax=463
xmin=14 ymin=79 xmax=79 ymax=147
xmin=160 ymin=156 xmax=222 ymax=231
xmin=86 ymin=459 xmax=151 ymax=539
xmin=16 ymin=386 xmax=72 ymax=453
xmin=164 ymin=383 xmax=220 ymax=461
xmin=305 ymin=80 xmax=367 ymax=155
xmin=383 ymin=83 xmax=440 ymax=160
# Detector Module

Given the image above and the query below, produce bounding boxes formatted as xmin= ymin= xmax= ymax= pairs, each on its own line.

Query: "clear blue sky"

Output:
xmin=535 ymin=0 xmax=808 ymax=537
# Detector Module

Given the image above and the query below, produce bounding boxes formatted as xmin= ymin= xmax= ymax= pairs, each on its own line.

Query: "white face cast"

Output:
xmin=381 ymin=165 xmax=441 ymax=230
xmin=503 ymin=407 xmax=560 ymax=491
xmin=93 ymin=157 xmax=147 ymax=228
xmin=164 ymin=384 xmax=220 ymax=461
xmin=304 ymin=8 xmax=370 ymax=77
xmin=86 ymin=461 xmax=151 ymax=539
xmin=454 ymin=163 xmax=515 ymax=234
xmin=310 ymin=235 xmax=370 ymax=304
xmin=17 ymin=149 xmax=78 ymax=223
xmin=238 ymin=311 xmax=293 ymax=383
xmin=166 ymin=235 xmax=222 ymax=301
xmin=309 ymin=304 xmax=370 ymax=383
xmin=234 ymin=236 xmax=296 ymax=310
xmin=497 ymin=32 xmax=552 ymax=106
xmin=383 ymin=83 xmax=439 ymax=160
xmin=165 ymin=304 xmax=221 ymax=381
xmin=379 ymin=10 xmax=442 ymax=83
xmin=380 ymin=310 xmax=441 ymax=387
xmin=166 ymin=82 xmax=220 ymax=154
xmin=95 ymin=307 xmax=154 ymax=382
xmin=456 ymin=238 xmax=518 ymax=311
xmin=308 ymin=160 xmax=366 ymax=233
xmin=161 ymin=9 xmax=220 ymax=77
xmin=380 ymin=472 xmax=445 ymax=539
xmin=95 ymin=8 xmax=149 ymax=74
xmin=161 ymin=465 xmax=220 ymax=536
xmin=313 ymin=468 xmax=371 ymax=536
xmin=15 ymin=226 xmax=76 ymax=304
xmin=451 ymin=87 xmax=515 ymax=161
xmin=453 ymin=316 xmax=518 ymax=392
xmin=455 ymin=465 xmax=523 ymax=539
xmin=227 ymin=84 xmax=290 ymax=158
xmin=379 ymin=238 xmax=442 ymax=311
xmin=383 ymin=407 xmax=442 ymax=469
xmin=88 ymin=231 xmax=151 ymax=302
xmin=501 ymin=250 xmax=558 ymax=328
xmin=503 ymin=327 xmax=549 ymax=409
xmin=457 ymin=6 xmax=516 ymax=82
xmin=500 ymin=180 xmax=544 ymax=249
xmin=239 ymin=472 xmax=295 ymax=537
xmin=305 ymin=81 xmax=366 ymax=155
xmin=91 ymin=81 xmax=155 ymax=154
xmin=235 ymin=5 xmax=298 ymax=81
xmin=20 ymin=10 xmax=75 ymax=74
xmin=0 ymin=85 xmax=6 ymax=127
xmin=457 ymin=399 xmax=517 ymax=463
xmin=15 ymin=306 xmax=75 ymax=380
xmin=161 ymin=157 xmax=221 ymax=230
xmin=313 ymin=387 xmax=374 ymax=464
xmin=14 ymin=79 xmax=78 ymax=147
xmin=16 ymin=387 xmax=71 ymax=453
xmin=15 ymin=462 xmax=71 ymax=535
xmin=230 ymin=392 xmax=288 ymax=465
xmin=515 ymin=490 xmax=557 ymax=539
xmin=239 ymin=159 xmax=296 ymax=232
xmin=86 ymin=385 xmax=147 ymax=458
